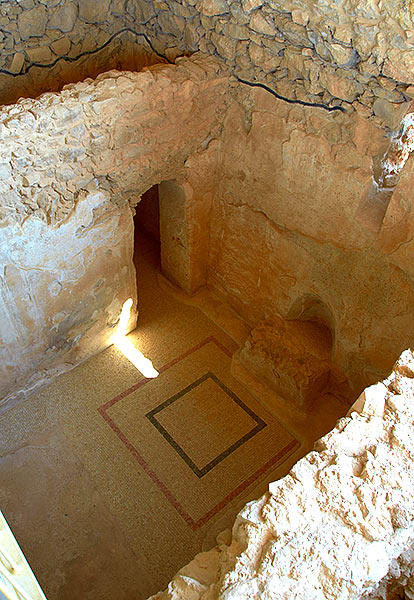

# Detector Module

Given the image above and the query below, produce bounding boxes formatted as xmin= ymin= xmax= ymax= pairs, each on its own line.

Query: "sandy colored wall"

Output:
xmin=205 ymin=82 xmax=414 ymax=394
xmin=0 ymin=0 xmax=166 ymax=105
xmin=0 ymin=55 xmax=230 ymax=409
xmin=0 ymin=0 xmax=412 ymax=133
xmin=0 ymin=190 xmax=137 ymax=411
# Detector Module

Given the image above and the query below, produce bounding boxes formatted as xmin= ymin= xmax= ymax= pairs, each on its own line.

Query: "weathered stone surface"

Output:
xmin=17 ymin=6 xmax=48 ymax=39
xmin=51 ymin=36 xmax=71 ymax=56
xmin=8 ymin=52 xmax=25 ymax=74
xmin=211 ymin=32 xmax=235 ymax=60
xmin=47 ymin=4 xmax=78 ymax=33
xmin=78 ymin=0 xmax=111 ymax=23
xmin=196 ymin=0 xmax=229 ymax=16
xmin=150 ymin=349 xmax=414 ymax=600
xmin=249 ymin=12 xmax=274 ymax=35
xmin=242 ymin=0 xmax=263 ymax=13
xmin=330 ymin=43 xmax=357 ymax=67
xmin=0 ymin=55 xmax=230 ymax=406
xmin=248 ymin=42 xmax=281 ymax=72
xmin=26 ymin=45 xmax=53 ymax=63
xmin=0 ymin=0 xmax=413 ymax=129
xmin=239 ymin=315 xmax=332 ymax=409
xmin=225 ymin=22 xmax=248 ymax=40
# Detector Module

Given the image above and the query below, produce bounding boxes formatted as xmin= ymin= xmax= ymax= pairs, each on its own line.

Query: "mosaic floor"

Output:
xmin=0 ymin=233 xmax=303 ymax=599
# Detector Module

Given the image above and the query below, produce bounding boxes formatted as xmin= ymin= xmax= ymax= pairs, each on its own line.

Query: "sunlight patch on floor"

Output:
xmin=114 ymin=299 xmax=159 ymax=379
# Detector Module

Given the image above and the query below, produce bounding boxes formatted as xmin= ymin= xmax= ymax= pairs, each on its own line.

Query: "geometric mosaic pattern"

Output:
xmin=98 ymin=336 xmax=300 ymax=531
xmin=146 ymin=371 xmax=267 ymax=478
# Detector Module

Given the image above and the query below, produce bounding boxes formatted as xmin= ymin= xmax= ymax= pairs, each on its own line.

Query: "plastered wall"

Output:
xmin=207 ymin=84 xmax=414 ymax=394
xmin=0 ymin=55 xmax=229 ymax=409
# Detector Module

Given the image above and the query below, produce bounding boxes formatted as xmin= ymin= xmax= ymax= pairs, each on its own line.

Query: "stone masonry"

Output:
xmin=0 ymin=0 xmax=412 ymax=131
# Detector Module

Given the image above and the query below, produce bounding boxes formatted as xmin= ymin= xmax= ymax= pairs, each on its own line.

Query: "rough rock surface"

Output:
xmin=0 ymin=0 xmax=413 ymax=131
xmin=239 ymin=315 xmax=332 ymax=409
xmin=149 ymin=349 xmax=414 ymax=600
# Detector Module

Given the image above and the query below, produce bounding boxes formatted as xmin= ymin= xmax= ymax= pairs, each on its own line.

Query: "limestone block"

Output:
xmin=291 ymin=8 xmax=309 ymax=26
xmin=134 ymin=1 xmax=158 ymax=22
xmin=51 ymin=37 xmax=71 ymax=56
xmin=261 ymin=37 xmax=285 ymax=54
xmin=79 ymin=0 xmax=111 ymax=23
xmin=330 ymin=43 xmax=358 ymax=67
xmin=20 ymin=0 xmax=35 ymax=9
xmin=17 ymin=6 xmax=48 ymax=39
xmin=318 ymin=67 xmax=358 ymax=101
xmin=211 ymin=32 xmax=236 ymax=61
xmin=184 ymin=24 xmax=200 ymax=50
xmin=225 ymin=23 xmax=249 ymax=40
xmin=168 ymin=1 xmax=198 ymax=17
xmin=334 ymin=24 xmax=353 ymax=45
xmin=242 ymin=0 xmax=263 ymax=13
xmin=157 ymin=11 xmax=185 ymax=36
xmin=153 ymin=1 xmax=169 ymax=10
xmin=26 ymin=46 xmax=54 ymax=63
xmin=47 ymin=4 xmax=78 ymax=33
xmin=195 ymin=0 xmax=229 ymax=16
xmin=229 ymin=3 xmax=249 ymax=25
xmin=8 ymin=52 xmax=24 ymax=74
xmin=249 ymin=12 xmax=274 ymax=35
xmin=248 ymin=42 xmax=281 ymax=72
xmin=239 ymin=315 xmax=332 ymax=409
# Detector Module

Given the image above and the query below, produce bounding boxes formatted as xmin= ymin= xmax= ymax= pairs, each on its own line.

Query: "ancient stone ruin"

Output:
xmin=1 ymin=0 xmax=414 ymax=598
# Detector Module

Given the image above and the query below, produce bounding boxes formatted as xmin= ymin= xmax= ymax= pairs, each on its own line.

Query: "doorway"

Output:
xmin=133 ymin=179 xmax=210 ymax=297
xmin=133 ymin=183 xmax=161 ymax=271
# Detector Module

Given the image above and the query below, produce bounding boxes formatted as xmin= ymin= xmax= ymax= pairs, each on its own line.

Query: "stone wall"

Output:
xmin=206 ymin=81 xmax=414 ymax=394
xmin=0 ymin=55 xmax=230 ymax=409
xmin=149 ymin=349 xmax=414 ymax=600
xmin=0 ymin=1 xmax=159 ymax=105
xmin=1 ymin=48 xmax=414 ymax=410
xmin=0 ymin=189 xmax=137 ymax=411
xmin=0 ymin=0 xmax=413 ymax=132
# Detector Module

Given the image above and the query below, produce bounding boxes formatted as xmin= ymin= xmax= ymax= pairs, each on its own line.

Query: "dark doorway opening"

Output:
xmin=134 ymin=184 xmax=161 ymax=263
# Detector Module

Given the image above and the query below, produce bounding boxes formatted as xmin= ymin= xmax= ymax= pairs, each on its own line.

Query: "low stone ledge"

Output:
xmin=239 ymin=315 xmax=332 ymax=410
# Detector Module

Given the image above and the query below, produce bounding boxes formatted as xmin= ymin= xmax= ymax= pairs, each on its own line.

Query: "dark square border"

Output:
xmin=146 ymin=371 xmax=267 ymax=478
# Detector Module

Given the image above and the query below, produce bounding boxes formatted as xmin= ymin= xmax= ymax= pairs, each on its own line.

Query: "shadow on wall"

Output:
xmin=238 ymin=293 xmax=354 ymax=413
xmin=133 ymin=179 xmax=212 ymax=297
xmin=0 ymin=31 xmax=168 ymax=106
xmin=286 ymin=294 xmax=336 ymax=354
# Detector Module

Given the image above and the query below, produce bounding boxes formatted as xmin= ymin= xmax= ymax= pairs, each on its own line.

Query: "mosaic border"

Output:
xmin=98 ymin=336 xmax=300 ymax=531
xmin=146 ymin=371 xmax=267 ymax=478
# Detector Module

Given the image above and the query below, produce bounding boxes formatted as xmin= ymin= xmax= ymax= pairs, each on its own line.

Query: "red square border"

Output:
xmin=98 ymin=337 xmax=300 ymax=531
